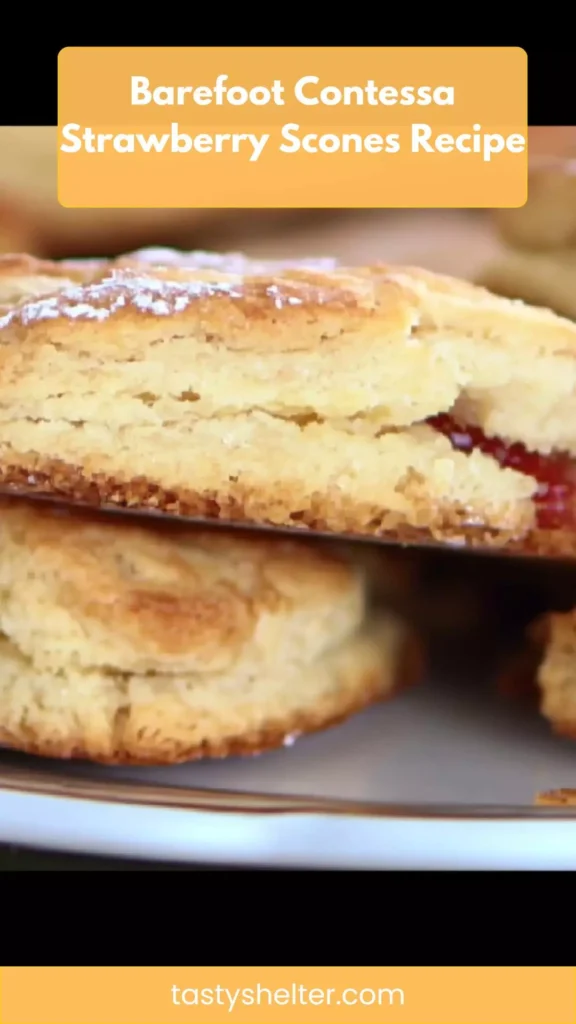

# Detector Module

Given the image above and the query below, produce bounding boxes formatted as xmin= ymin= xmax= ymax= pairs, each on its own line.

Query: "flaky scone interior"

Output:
xmin=0 ymin=499 xmax=417 ymax=765
xmin=1 ymin=249 xmax=576 ymax=556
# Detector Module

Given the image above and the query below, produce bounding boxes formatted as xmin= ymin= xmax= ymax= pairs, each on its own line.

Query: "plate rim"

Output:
xmin=1 ymin=759 xmax=575 ymax=821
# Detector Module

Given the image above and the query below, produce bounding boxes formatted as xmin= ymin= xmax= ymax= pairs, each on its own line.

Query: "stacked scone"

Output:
xmin=479 ymin=158 xmax=576 ymax=321
xmin=3 ymin=246 xmax=576 ymax=762
xmin=2 ymin=249 xmax=576 ymax=556
xmin=0 ymin=249 xmax=426 ymax=765
xmin=0 ymin=501 xmax=419 ymax=763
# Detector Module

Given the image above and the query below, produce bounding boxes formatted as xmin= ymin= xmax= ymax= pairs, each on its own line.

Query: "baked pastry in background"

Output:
xmin=492 ymin=157 xmax=576 ymax=252
xmin=0 ymin=499 xmax=418 ymax=765
xmin=478 ymin=248 xmax=576 ymax=323
xmin=2 ymin=249 xmax=576 ymax=558
xmin=0 ymin=128 xmax=208 ymax=257
xmin=491 ymin=128 xmax=576 ymax=254
xmin=479 ymin=156 xmax=576 ymax=320
xmin=345 ymin=542 xmax=497 ymax=640
xmin=0 ymin=128 xmax=298 ymax=259
xmin=512 ymin=609 xmax=576 ymax=737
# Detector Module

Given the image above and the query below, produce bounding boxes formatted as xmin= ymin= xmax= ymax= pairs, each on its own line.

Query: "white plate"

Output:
xmin=3 ymin=662 xmax=576 ymax=869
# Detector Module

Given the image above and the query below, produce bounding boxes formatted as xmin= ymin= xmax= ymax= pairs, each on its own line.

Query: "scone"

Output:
xmin=3 ymin=249 xmax=576 ymax=557
xmin=479 ymin=159 xmax=576 ymax=321
xmin=521 ymin=609 xmax=576 ymax=738
xmin=0 ymin=499 xmax=418 ymax=765
xmin=478 ymin=248 xmax=576 ymax=324
xmin=492 ymin=158 xmax=576 ymax=252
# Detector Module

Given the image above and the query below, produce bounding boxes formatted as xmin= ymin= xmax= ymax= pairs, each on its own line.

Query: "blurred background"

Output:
xmin=2 ymin=124 xmax=576 ymax=660
xmin=0 ymin=126 xmax=573 ymax=265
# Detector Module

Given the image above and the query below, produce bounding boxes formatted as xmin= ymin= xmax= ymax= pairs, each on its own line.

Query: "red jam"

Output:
xmin=428 ymin=414 xmax=576 ymax=530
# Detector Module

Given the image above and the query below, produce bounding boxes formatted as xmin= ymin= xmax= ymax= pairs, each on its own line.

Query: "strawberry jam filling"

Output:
xmin=428 ymin=414 xmax=576 ymax=530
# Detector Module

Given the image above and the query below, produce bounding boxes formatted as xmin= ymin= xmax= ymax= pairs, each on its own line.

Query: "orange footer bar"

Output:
xmin=0 ymin=967 xmax=574 ymax=1024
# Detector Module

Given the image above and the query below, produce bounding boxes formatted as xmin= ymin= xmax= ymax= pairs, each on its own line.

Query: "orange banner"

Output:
xmin=0 ymin=967 xmax=574 ymax=1024
xmin=57 ymin=46 xmax=527 ymax=208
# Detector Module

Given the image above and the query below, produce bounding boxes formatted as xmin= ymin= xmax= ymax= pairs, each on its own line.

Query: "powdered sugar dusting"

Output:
xmin=267 ymin=284 xmax=303 ymax=309
xmin=0 ymin=250 xmax=345 ymax=329
xmin=0 ymin=269 xmax=249 ymax=327
xmin=125 ymin=247 xmax=339 ymax=275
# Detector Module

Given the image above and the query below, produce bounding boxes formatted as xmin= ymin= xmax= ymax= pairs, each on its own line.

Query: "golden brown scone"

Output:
xmin=535 ymin=789 xmax=576 ymax=806
xmin=0 ymin=499 xmax=417 ymax=765
xmin=493 ymin=158 xmax=576 ymax=251
xmin=478 ymin=247 xmax=576 ymax=323
xmin=0 ymin=249 xmax=337 ymax=305
xmin=3 ymin=249 xmax=576 ymax=556
xmin=0 ymin=253 xmax=106 ymax=307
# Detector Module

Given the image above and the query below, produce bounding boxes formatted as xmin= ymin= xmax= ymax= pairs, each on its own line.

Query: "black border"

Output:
xmin=4 ymin=872 xmax=574 ymax=964
xmin=1 ymin=43 xmax=573 ymax=126
xmin=2 ymin=33 xmax=574 ymax=965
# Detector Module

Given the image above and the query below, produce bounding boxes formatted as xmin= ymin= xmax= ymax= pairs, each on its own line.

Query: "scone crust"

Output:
xmin=0 ymin=499 xmax=364 ymax=675
xmin=3 ymin=248 xmax=576 ymax=554
xmin=3 ymin=253 xmax=576 ymax=356
xmin=0 ymin=453 xmax=537 ymax=547
xmin=0 ymin=616 xmax=421 ymax=765
xmin=0 ymin=249 xmax=338 ymax=306
xmin=0 ymin=253 xmax=107 ymax=307
xmin=0 ymin=498 xmax=422 ymax=765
